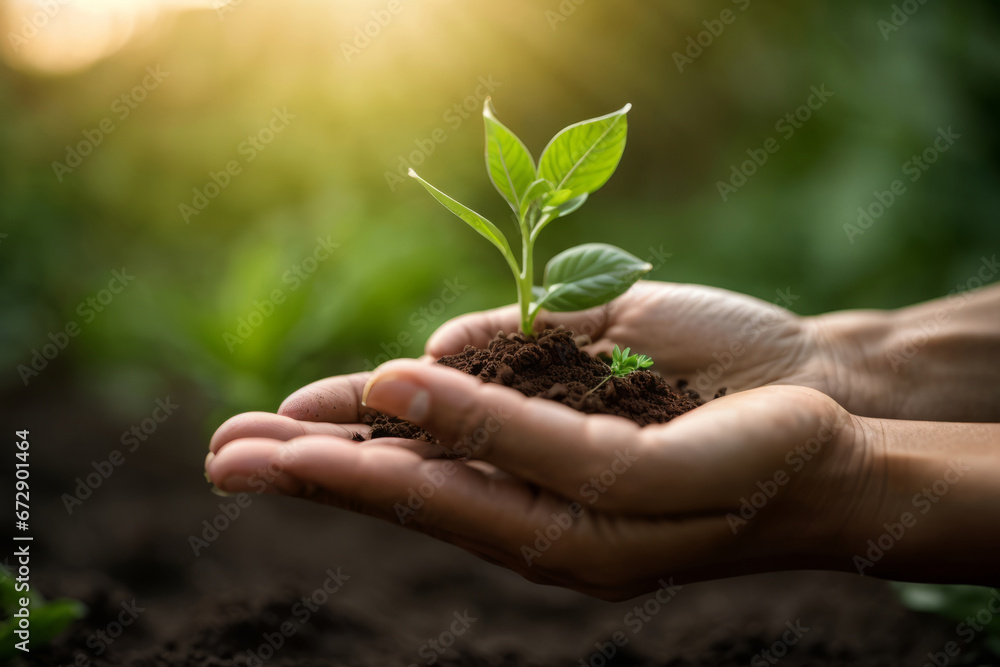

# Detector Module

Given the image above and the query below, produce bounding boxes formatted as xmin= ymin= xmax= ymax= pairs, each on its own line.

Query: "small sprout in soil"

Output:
xmin=0 ymin=564 xmax=85 ymax=658
xmin=409 ymin=98 xmax=652 ymax=336
xmin=608 ymin=345 xmax=654 ymax=377
xmin=589 ymin=345 xmax=654 ymax=394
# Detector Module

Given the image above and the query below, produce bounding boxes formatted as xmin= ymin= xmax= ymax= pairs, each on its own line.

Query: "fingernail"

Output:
xmin=204 ymin=452 xmax=216 ymax=482
xmin=363 ymin=374 xmax=430 ymax=422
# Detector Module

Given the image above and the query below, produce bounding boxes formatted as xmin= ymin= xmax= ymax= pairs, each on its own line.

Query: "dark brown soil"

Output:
xmin=367 ymin=329 xmax=703 ymax=442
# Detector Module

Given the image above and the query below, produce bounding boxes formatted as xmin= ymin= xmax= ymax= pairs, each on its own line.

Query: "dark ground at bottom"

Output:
xmin=6 ymin=383 xmax=999 ymax=667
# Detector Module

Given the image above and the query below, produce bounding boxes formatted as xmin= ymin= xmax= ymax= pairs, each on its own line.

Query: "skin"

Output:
xmin=207 ymin=281 xmax=1000 ymax=599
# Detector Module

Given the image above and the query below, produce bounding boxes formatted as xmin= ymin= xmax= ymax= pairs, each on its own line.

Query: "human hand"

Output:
xmin=425 ymin=280 xmax=865 ymax=410
xmin=208 ymin=360 xmax=884 ymax=599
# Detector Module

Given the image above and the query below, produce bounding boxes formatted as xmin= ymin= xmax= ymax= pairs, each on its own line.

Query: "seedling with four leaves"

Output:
xmin=408 ymin=98 xmax=653 ymax=341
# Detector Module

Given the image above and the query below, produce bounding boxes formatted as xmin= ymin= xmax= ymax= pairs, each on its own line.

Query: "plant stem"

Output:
xmin=518 ymin=207 xmax=535 ymax=336
xmin=585 ymin=374 xmax=612 ymax=397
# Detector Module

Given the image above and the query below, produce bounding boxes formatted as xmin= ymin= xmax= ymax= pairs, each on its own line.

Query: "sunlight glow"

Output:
xmin=2 ymin=0 xmax=218 ymax=74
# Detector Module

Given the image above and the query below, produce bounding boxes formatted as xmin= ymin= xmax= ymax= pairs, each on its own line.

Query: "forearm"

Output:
xmin=811 ymin=283 xmax=1000 ymax=421
xmin=837 ymin=417 xmax=1000 ymax=585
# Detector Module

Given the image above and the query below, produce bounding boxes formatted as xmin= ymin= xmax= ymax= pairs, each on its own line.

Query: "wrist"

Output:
xmin=835 ymin=417 xmax=1000 ymax=585
xmin=802 ymin=309 xmax=900 ymax=418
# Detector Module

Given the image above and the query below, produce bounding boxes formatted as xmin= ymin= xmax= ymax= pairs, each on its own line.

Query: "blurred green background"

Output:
xmin=2 ymin=0 xmax=998 ymax=432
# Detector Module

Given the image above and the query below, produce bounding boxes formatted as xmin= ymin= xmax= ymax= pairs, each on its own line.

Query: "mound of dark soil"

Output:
xmin=367 ymin=329 xmax=703 ymax=442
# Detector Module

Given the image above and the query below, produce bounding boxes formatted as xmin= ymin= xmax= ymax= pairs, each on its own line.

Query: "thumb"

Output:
xmin=362 ymin=359 xmax=640 ymax=509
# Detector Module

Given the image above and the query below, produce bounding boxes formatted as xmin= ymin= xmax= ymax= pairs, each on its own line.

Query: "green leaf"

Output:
xmin=549 ymin=193 xmax=588 ymax=217
xmin=543 ymin=189 xmax=574 ymax=208
xmin=518 ymin=178 xmax=554 ymax=222
xmin=535 ymin=243 xmax=652 ymax=312
xmin=0 ymin=566 xmax=86 ymax=659
xmin=483 ymin=98 xmax=537 ymax=213
xmin=408 ymin=169 xmax=515 ymax=261
xmin=538 ymin=103 xmax=631 ymax=199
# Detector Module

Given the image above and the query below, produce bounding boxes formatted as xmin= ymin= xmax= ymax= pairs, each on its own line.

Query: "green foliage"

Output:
xmin=410 ymin=99 xmax=650 ymax=336
xmin=1 ymin=1 xmax=998 ymax=426
xmin=892 ymin=583 xmax=1000 ymax=657
xmin=608 ymin=345 xmax=654 ymax=377
xmin=0 ymin=566 xmax=85 ymax=659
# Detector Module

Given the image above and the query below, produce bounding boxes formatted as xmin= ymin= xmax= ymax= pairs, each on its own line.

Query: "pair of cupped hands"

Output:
xmin=205 ymin=282 xmax=973 ymax=599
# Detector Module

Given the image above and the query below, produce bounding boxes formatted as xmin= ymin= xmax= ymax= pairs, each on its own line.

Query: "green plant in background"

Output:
xmin=408 ymin=98 xmax=651 ymax=336
xmin=0 ymin=565 xmax=85 ymax=659
xmin=893 ymin=583 xmax=1000 ymax=657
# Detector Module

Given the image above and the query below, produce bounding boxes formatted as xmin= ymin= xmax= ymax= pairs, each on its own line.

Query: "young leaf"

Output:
xmin=408 ymin=169 xmax=515 ymax=261
xmin=543 ymin=189 xmax=575 ymax=208
xmin=518 ymin=178 xmax=555 ymax=222
xmin=549 ymin=193 xmax=588 ymax=217
xmin=538 ymin=103 xmax=631 ymax=200
xmin=534 ymin=243 xmax=652 ymax=312
xmin=483 ymin=98 xmax=537 ymax=213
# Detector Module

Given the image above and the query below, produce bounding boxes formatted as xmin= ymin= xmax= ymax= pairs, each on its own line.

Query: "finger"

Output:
xmin=205 ymin=435 xmax=742 ymax=595
xmin=206 ymin=435 xmax=542 ymax=545
xmin=277 ymin=372 xmax=372 ymax=423
xmin=210 ymin=412 xmax=369 ymax=454
xmin=361 ymin=359 xmax=644 ymax=509
xmin=425 ymin=304 xmax=613 ymax=357
xmin=358 ymin=436 xmax=464 ymax=460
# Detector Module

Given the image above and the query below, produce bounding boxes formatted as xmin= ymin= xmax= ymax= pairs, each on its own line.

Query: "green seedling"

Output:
xmin=608 ymin=345 xmax=654 ymax=377
xmin=409 ymin=98 xmax=652 ymax=336
xmin=589 ymin=345 xmax=654 ymax=394
xmin=0 ymin=565 xmax=85 ymax=659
